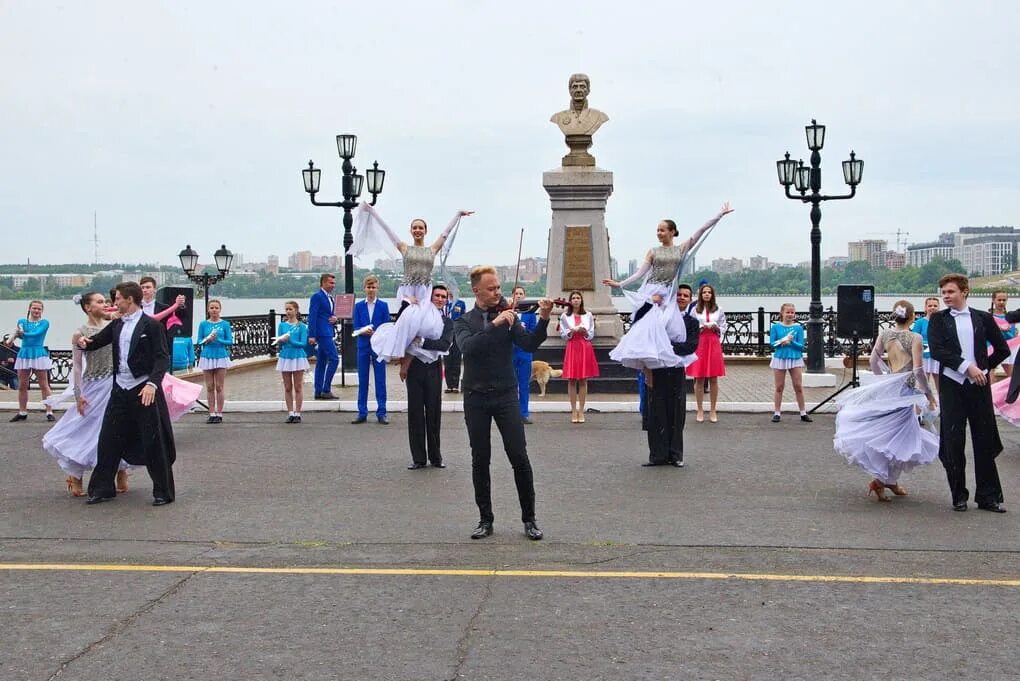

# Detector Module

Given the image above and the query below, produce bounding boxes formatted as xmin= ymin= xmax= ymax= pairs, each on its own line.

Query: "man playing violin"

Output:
xmin=454 ymin=266 xmax=554 ymax=541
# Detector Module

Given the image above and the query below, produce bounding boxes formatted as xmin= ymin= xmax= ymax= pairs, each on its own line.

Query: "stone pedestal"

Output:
xmin=543 ymin=166 xmax=623 ymax=346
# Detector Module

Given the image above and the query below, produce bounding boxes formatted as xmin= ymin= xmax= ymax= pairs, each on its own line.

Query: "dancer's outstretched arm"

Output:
xmin=361 ymin=202 xmax=409 ymax=255
xmin=602 ymin=251 xmax=652 ymax=289
xmin=679 ymin=202 xmax=734 ymax=252
xmin=430 ymin=210 xmax=474 ymax=255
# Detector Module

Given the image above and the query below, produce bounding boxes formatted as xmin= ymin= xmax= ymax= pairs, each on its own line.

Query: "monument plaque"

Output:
xmin=562 ymin=225 xmax=595 ymax=290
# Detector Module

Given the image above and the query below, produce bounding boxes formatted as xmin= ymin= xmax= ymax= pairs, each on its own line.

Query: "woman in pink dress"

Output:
xmin=687 ymin=283 xmax=726 ymax=423
xmin=559 ymin=291 xmax=599 ymax=423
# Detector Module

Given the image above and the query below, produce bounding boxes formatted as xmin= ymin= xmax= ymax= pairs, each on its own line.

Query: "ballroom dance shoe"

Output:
xmin=9 ymin=413 xmax=27 ymax=422
xmin=431 ymin=461 xmax=446 ymax=468
xmin=351 ymin=416 xmax=367 ymax=424
xmin=407 ymin=462 xmax=427 ymax=470
xmin=66 ymin=476 xmax=85 ymax=497
xmin=470 ymin=521 xmax=494 ymax=539
xmin=523 ymin=521 xmax=544 ymax=540
xmin=86 ymin=495 xmax=114 ymax=505
xmin=641 ymin=461 xmax=666 ymax=467
xmin=868 ymin=479 xmax=890 ymax=502
xmin=152 ymin=497 xmax=174 ymax=507
xmin=885 ymin=483 xmax=908 ymax=496
xmin=977 ymin=502 xmax=1007 ymax=513
xmin=115 ymin=470 xmax=129 ymax=493
xmin=377 ymin=417 xmax=390 ymax=425
xmin=952 ymin=500 xmax=968 ymax=512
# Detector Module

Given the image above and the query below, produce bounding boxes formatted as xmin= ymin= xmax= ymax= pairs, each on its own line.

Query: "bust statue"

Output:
xmin=550 ymin=73 xmax=609 ymax=167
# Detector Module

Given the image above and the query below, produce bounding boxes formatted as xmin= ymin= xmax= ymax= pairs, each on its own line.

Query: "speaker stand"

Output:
xmin=809 ymin=333 xmax=861 ymax=414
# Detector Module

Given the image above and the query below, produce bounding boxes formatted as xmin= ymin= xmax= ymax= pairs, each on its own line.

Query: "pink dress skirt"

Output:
xmin=687 ymin=328 xmax=726 ymax=378
xmin=562 ymin=332 xmax=600 ymax=380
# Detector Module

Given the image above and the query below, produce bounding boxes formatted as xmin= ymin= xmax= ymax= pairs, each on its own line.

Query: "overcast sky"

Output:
xmin=2 ymin=1 xmax=1018 ymax=271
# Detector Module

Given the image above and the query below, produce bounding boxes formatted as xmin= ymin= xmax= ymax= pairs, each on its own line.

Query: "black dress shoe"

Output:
xmin=351 ymin=416 xmax=367 ymax=424
xmin=524 ymin=521 xmax=543 ymax=540
xmin=152 ymin=497 xmax=174 ymax=507
xmin=431 ymin=461 xmax=446 ymax=468
xmin=293 ymin=415 xmax=301 ymax=423
xmin=206 ymin=415 xmax=216 ymax=424
xmin=377 ymin=417 xmax=390 ymax=425
xmin=522 ymin=416 xmax=533 ymax=424
xmin=46 ymin=413 xmax=56 ymax=422
xmin=977 ymin=502 xmax=1007 ymax=513
xmin=670 ymin=459 xmax=685 ymax=468
xmin=407 ymin=462 xmax=427 ymax=470
xmin=800 ymin=414 xmax=813 ymax=423
xmin=316 ymin=392 xmax=338 ymax=400
xmin=285 ymin=415 xmax=296 ymax=424
xmin=86 ymin=495 xmax=114 ymax=505
xmin=953 ymin=501 xmax=968 ymax=512
xmin=470 ymin=521 xmax=493 ymax=539
xmin=771 ymin=414 xmax=781 ymax=423
xmin=641 ymin=461 xmax=665 ymax=467
xmin=10 ymin=413 xmax=27 ymax=422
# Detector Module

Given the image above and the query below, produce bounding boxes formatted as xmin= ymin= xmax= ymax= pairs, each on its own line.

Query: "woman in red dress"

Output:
xmin=559 ymin=290 xmax=599 ymax=423
xmin=687 ymin=283 xmax=727 ymax=423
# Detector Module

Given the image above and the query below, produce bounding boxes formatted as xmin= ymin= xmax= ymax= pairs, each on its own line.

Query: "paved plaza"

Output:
xmin=2 ymin=402 xmax=1018 ymax=679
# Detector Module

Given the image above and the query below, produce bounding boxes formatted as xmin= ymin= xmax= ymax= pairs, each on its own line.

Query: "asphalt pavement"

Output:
xmin=2 ymin=411 xmax=1018 ymax=680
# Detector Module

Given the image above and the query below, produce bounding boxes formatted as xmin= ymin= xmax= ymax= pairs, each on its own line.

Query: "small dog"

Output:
xmin=530 ymin=360 xmax=563 ymax=397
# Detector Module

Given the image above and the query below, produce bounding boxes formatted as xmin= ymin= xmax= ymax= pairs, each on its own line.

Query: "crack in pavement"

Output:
xmin=43 ymin=546 xmax=219 ymax=681
xmin=446 ymin=576 xmax=494 ymax=681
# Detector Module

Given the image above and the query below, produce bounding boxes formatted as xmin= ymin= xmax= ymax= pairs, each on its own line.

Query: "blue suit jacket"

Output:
xmin=353 ymin=299 xmax=391 ymax=351
xmin=308 ymin=289 xmax=336 ymax=338
xmin=513 ymin=310 xmax=538 ymax=360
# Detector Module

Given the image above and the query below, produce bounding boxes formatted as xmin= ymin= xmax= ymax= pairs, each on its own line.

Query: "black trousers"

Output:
xmin=464 ymin=387 xmax=535 ymax=523
xmin=444 ymin=339 xmax=462 ymax=390
xmin=937 ymin=377 xmax=1004 ymax=505
xmin=407 ymin=358 xmax=443 ymax=465
xmin=88 ymin=382 xmax=176 ymax=500
xmin=646 ymin=366 xmax=687 ymax=464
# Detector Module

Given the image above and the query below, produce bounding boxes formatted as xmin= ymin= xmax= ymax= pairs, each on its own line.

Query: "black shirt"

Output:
xmin=454 ymin=304 xmax=549 ymax=392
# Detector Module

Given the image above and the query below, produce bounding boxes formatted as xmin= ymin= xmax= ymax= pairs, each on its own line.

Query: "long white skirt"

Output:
xmin=609 ymin=282 xmax=688 ymax=370
xmin=371 ymin=283 xmax=444 ymax=363
xmin=833 ymin=372 xmax=939 ymax=485
xmin=41 ymin=376 xmax=127 ymax=478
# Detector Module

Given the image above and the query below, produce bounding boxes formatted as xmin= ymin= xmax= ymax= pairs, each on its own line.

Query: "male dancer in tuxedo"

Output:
xmin=454 ymin=266 xmax=553 ymax=540
xmin=443 ymin=294 xmax=467 ymax=393
xmin=404 ymin=285 xmax=454 ymax=469
xmin=139 ymin=276 xmax=186 ymax=325
xmin=308 ymin=273 xmax=339 ymax=400
xmin=643 ymin=284 xmax=700 ymax=468
xmin=78 ymin=281 xmax=177 ymax=506
xmin=510 ymin=286 xmax=538 ymax=424
xmin=928 ymin=273 xmax=1009 ymax=513
xmin=351 ymin=274 xmax=390 ymax=424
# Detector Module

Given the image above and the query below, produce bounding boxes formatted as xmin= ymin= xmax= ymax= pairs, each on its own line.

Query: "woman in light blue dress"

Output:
xmin=7 ymin=299 xmax=54 ymax=422
xmin=196 ymin=299 xmax=233 ymax=424
xmin=275 ymin=300 xmax=310 ymax=423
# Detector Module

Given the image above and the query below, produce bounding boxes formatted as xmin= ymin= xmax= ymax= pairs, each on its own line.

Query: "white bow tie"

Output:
xmin=950 ymin=308 xmax=970 ymax=318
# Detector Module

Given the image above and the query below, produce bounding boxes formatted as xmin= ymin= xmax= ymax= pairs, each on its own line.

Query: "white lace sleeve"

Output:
xmin=615 ymin=256 xmax=652 ymax=289
xmin=869 ymin=333 xmax=891 ymax=375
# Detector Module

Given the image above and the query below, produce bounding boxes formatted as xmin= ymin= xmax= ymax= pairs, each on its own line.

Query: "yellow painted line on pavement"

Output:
xmin=1 ymin=562 xmax=1018 ymax=587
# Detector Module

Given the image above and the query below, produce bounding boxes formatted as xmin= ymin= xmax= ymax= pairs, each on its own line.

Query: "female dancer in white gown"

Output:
xmin=833 ymin=301 xmax=939 ymax=502
xmin=41 ymin=293 xmax=130 ymax=496
xmin=353 ymin=202 xmax=472 ymax=369
xmin=602 ymin=203 xmax=733 ymax=383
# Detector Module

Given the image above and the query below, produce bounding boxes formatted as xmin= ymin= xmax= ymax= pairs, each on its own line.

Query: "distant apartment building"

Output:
xmin=748 ymin=255 xmax=770 ymax=271
xmin=906 ymin=227 xmax=1019 ymax=275
xmin=288 ymin=251 xmax=313 ymax=271
xmin=7 ymin=273 xmax=95 ymax=290
xmin=711 ymin=257 xmax=743 ymax=274
xmin=266 ymin=255 xmax=280 ymax=275
xmin=609 ymin=257 xmax=619 ymax=281
xmin=884 ymin=251 xmax=906 ymax=270
xmin=373 ymin=258 xmax=401 ymax=272
xmin=518 ymin=257 xmax=546 ymax=283
xmin=626 ymin=259 xmax=638 ymax=278
xmin=847 ymin=239 xmax=888 ymax=268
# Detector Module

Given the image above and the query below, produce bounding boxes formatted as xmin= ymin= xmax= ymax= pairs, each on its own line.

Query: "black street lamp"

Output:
xmin=178 ymin=244 xmax=234 ymax=317
xmin=302 ymin=135 xmax=386 ymax=376
xmin=776 ymin=119 xmax=864 ymax=373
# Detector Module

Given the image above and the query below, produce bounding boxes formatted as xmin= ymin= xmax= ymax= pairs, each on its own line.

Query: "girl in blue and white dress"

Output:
xmin=911 ymin=296 xmax=941 ymax=396
xmin=353 ymin=202 xmax=473 ymax=371
xmin=7 ymin=299 xmax=54 ymax=422
xmin=602 ymin=204 xmax=733 ymax=387
xmin=275 ymin=300 xmax=309 ymax=424
xmin=769 ymin=303 xmax=810 ymax=423
xmin=42 ymin=292 xmax=131 ymax=497
xmin=196 ymin=299 xmax=233 ymax=424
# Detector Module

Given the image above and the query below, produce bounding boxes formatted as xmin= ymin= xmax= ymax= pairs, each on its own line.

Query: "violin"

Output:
xmin=486 ymin=297 xmax=569 ymax=321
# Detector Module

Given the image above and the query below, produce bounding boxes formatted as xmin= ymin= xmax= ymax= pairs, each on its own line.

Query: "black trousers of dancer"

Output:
xmin=88 ymin=382 xmax=176 ymax=500
xmin=407 ymin=358 xmax=443 ymax=465
xmin=464 ymin=387 xmax=535 ymax=523
xmin=937 ymin=378 xmax=1004 ymax=506
xmin=444 ymin=339 xmax=462 ymax=390
xmin=647 ymin=366 xmax=687 ymax=464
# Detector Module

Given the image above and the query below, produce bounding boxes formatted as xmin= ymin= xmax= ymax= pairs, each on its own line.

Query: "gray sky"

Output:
xmin=2 ymin=1 xmax=1018 ymax=270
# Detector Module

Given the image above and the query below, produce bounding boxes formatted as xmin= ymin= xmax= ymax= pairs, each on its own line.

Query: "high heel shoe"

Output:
xmin=116 ymin=470 xmax=129 ymax=493
xmin=868 ymin=479 xmax=890 ymax=502
xmin=695 ymin=411 xmax=704 ymax=423
xmin=66 ymin=476 xmax=85 ymax=497
xmin=885 ymin=483 xmax=908 ymax=496
xmin=571 ymin=409 xmax=580 ymax=424
xmin=579 ymin=411 xmax=586 ymax=424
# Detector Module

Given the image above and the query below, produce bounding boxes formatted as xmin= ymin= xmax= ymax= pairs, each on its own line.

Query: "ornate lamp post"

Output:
xmin=776 ymin=120 xmax=864 ymax=373
xmin=302 ymin=135 xmax=386 ymax=374
xmin=178 ymin=244 xmax=233 ymax=317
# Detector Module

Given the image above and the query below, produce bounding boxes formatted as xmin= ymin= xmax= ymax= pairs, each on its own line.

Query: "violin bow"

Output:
xmin=509 ymin=227 xmax=525 ymax=310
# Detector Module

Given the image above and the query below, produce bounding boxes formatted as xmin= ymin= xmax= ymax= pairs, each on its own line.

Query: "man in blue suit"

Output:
xmin=308 ymin=273 xmax=339 ymax=400
xmin=351 ymin=274 xmax=390 ymax=424
xmin=443 ymin=294 xmax=467 ymax=392
xmin=511 ymin=286 xmax=538 ymax=424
